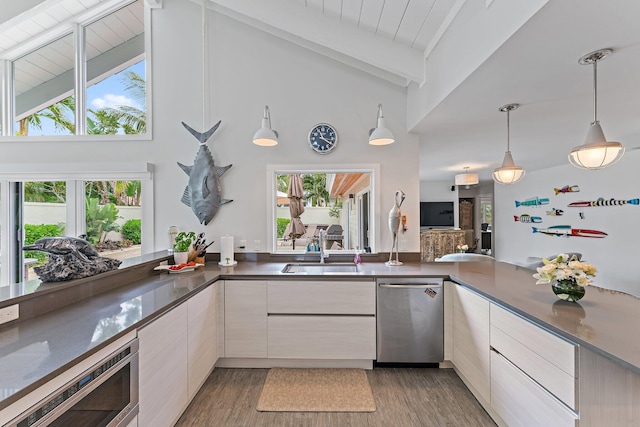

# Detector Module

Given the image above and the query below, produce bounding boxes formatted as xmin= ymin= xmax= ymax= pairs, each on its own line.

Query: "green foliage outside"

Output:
xmin=24 ymin=223 xmax=65 ymax=263
xmin=85 ymin=198 xmax=121 ymax=244
xmin=303 ymin=174 xmax=329 ymax=207
xmin=277 ymin=218 xmax=290 ymax=238
xmin=122 ymin=219 xmax=141 ymax=244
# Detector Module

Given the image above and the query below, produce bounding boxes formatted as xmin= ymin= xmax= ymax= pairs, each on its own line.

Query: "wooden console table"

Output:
xmin=420 ymin=229 xmax=466 ymax=262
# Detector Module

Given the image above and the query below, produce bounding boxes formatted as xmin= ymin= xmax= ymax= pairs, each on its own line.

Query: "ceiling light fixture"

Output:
xmin=493 ymin=103 xmax=525 ymax=185
xmin=569 ymin=48 xmax=624 ymax=169
xmin=252 ymin=105 xmax=278 ymax=146
xmin=455 ymin=167 xmax=479 ymax=188
xmin=369 ymin=104 xmax=395 ymax=145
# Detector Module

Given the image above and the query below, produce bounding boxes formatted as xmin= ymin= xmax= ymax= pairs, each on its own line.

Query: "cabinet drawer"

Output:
xmin=490 ymin=304 xmax=576 ymax=377
xmin=268 ymin=315 xmax=376 ymax=359
xmin=491 ymin=351 xmax=577 ymax=427
xmin=267 ymin=281 xmax=375 ymax=315
xmin=491 ymin=325 xmax=577 ymax=409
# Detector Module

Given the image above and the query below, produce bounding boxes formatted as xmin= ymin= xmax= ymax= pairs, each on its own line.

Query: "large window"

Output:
xmin=2 ymin=0 xmax=149 ymax=138
xmin=0 ymin=163 xmax=153 ymax=286
xmin=268 ymin=165 xmax=380 ymax=254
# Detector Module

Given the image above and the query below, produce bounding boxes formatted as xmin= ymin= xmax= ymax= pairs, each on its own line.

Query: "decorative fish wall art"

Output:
xmin=532 ymin=225 xmax=607 ymax=238
xmin=515 ymin=197 xmax=549 ymax=207
xmin=567 ymin=197 xmax=639 ymax=208
xmin=546 ymin=208 xmax=564 ymax=216
xmin=178 ymin=120 xmax=233 ymax=225
xmin=514 ymin=214 xmax=542 ymax=223
xmin=554 ymin=185 xmax=580 ymax=195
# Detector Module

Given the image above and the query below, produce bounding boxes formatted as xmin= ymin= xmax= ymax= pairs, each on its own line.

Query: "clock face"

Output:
xmin=308 ymin=123 xmax=338 ymax=154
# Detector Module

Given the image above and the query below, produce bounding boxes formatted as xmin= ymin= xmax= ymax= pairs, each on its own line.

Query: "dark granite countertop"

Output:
xmin=1 ymin=256 xmax=639 ymax=411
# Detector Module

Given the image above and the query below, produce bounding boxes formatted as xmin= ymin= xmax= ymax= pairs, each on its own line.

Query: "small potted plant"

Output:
xmin=173 ymin=231 xmax=196 ymax=264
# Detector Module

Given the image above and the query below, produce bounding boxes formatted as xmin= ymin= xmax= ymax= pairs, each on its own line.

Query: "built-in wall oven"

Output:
xmin=7 ymin=338 xmax=139 ymax=427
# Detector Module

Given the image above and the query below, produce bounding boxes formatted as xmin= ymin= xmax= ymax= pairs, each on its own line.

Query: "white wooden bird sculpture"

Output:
xmin=386 ymin=189 xmax=406 ymax=266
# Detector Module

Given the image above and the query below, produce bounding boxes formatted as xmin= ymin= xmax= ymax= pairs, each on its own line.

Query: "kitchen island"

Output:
xmin=0 ymin=253 xmax=638 ymax=426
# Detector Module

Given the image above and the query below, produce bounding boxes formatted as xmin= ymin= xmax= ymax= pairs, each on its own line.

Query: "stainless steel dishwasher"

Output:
xmin=376 ymin=278 xmax=444 ymax=364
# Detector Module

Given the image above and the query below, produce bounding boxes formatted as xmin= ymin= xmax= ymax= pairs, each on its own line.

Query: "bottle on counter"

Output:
xmin=354 ymin=247 xmax=362 ymax=264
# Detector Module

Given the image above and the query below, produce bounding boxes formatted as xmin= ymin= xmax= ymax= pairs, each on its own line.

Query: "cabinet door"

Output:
xmin=268 ymin=315 xmax=376 ymax=359
xmin=224 ymin=280 xmax=267 ymax=358
xmin=267 ymin=280 xmax=375 ymax=314
xmin=452 ymin=284 xmax=490 ymax=404
xmin=491 ymin=351 xmax=577 ymax=427
xmin=187 ymin=283 xmax=218 ymax=399
xmin=138 ymin=303 xmax=188 ymax=427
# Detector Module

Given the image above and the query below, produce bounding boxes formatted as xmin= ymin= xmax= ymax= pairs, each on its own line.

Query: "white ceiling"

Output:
xmin=205 ymin=0 xmax=640 ymax=183
xmin=4 ymin=0 xmax=639 ymax=185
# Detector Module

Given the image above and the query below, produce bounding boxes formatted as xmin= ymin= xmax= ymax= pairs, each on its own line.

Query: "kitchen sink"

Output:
xmin=281 ymin=262 xmax=361 ymax=274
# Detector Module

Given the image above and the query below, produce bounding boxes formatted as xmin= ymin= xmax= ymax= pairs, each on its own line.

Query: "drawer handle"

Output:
xmin=379 ymin=284 xmax=442 ymax=289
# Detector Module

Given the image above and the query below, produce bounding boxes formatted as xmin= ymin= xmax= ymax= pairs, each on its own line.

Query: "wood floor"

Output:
xmin=175 ymin=368 xmax=496 ymax=427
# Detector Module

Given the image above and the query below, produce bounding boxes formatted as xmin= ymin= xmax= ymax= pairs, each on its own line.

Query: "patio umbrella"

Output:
xmin=283 ymin=173 xmax=305 ymax=249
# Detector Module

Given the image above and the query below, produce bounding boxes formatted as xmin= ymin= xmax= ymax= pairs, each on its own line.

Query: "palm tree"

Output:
xmin=97 ymin=70 xmax=146 ymax=134
xmin=303 ymin=174 xmax=329 ymax=207
xmin=18 ymin=96 xmax=75 ymax=136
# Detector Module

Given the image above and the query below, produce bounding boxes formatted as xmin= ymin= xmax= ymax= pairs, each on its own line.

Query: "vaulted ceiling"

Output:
xmin=3 ymin=0 xmax=639 ymax=183
xmin=206 ymin=0 xmax=640 ymax=182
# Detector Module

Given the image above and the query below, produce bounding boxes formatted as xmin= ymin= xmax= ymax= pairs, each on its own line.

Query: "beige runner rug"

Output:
xmin=256 ymin=368 xmax=376 ymax=412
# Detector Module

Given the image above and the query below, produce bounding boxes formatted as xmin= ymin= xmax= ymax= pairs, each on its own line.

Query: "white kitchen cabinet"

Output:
xmin=138 ymin=302 xmax=188 ymax=427
xmin=224 ymin=280 xmax=267 ymax=358
xmin=266 ymin=280 xmax=376 ymax=361
xmin=268 ymin=315 xmax=376 ymax=359
xmin=452 ymin=283 xmax=490 ymax=404
xmin=267 ymin=280 xmax=375 ymax=315
xmin=187 ymin=283 xmax=219 ymax=400
xmin=491 ymin=350 xmax=578 ymax=427
xmin=490 ymin=303 xmax=577 ymax=410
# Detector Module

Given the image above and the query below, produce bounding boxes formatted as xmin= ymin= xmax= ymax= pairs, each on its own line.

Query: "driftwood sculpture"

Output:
xmin=23 ymin=237 xmax=121 ymax=282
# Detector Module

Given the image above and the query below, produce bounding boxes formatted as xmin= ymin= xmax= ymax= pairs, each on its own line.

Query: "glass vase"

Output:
xmin=551 ymin=279 xmax=586 ymax=302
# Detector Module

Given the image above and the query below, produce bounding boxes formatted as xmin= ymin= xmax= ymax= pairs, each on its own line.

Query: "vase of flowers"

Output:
xmin=456 ymin=243 xmax=468 ymax=253
xmin=532 ymin=254 xmax=597 ymax=302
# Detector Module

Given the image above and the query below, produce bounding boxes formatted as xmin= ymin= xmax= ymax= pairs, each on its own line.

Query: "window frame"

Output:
xmin=0 ymin=0 xmax=153 ymax=140
xmin=0 ymin=162 xmax=154 ymax=286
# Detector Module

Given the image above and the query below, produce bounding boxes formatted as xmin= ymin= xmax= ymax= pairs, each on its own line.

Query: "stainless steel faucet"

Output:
xmin=318 ymin=229 xmax=328 ymax=263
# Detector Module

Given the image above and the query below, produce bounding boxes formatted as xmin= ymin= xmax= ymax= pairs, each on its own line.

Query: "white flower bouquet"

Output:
xmin=532 ymin=253 xmax=597 ymax=287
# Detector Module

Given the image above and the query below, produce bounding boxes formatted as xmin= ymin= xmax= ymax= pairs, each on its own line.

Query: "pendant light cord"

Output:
xmin=592 ymin=60 xmax=598 ymax=123
xmin=201 ymin=0 xmax=208 ymax=130
xmin=506 ymin=108 xmax=510 ymax=152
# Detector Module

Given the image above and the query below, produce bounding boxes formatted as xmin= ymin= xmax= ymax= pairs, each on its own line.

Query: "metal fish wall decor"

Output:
xmin=546 ymin=208 xmax=564 ymax=216
xmin=554 ymin=185 xmax=580 ymax=195
xmin=567 ymin=197 xmax=639 ymax=208
xmin=178 ymin=121 xmax=233 ymax=225
xmin=515 ymin=197 xmax=549 ymax=207
xmin=532 ymin=225 xmax=607 ymax=238
xmin=514 ymin=214 xmax=542 ymax=223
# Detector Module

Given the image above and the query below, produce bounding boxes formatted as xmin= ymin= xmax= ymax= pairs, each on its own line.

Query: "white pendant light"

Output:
xmin=493 ymin=103 xmax=525 ymax=185
xmin=569 ymin=48 xmax=624 ymax=169
xmin=253 ymin=105 xmax=278 ymax=146
xmin=455 ymin=167 xmax=479 ymax=188
xmin=369 ymin=104 xmax=395 ymax=145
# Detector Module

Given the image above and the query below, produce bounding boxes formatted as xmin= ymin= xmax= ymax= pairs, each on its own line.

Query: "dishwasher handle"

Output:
xmin=379 ymin=283 xmax=442 ymax=289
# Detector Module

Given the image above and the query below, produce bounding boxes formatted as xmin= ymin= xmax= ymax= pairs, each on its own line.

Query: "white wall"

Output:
xmin=0 ymin=0 xmax=419 ymax=255
xmin=494 ymin=150 xmax=640 ymax=296
xmin=151 ymin=1 xmax=419 ymax=254
xmin=406 ymin=0 xmax=548 ymax=129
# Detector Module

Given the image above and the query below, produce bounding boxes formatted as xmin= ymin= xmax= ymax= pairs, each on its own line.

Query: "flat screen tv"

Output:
xmin=420 ymin=202 xmax=455 ymax=228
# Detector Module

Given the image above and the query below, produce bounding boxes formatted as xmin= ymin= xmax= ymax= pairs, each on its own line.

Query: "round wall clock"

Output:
xmin=308 ymin=123 xmax=338 ymax=154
